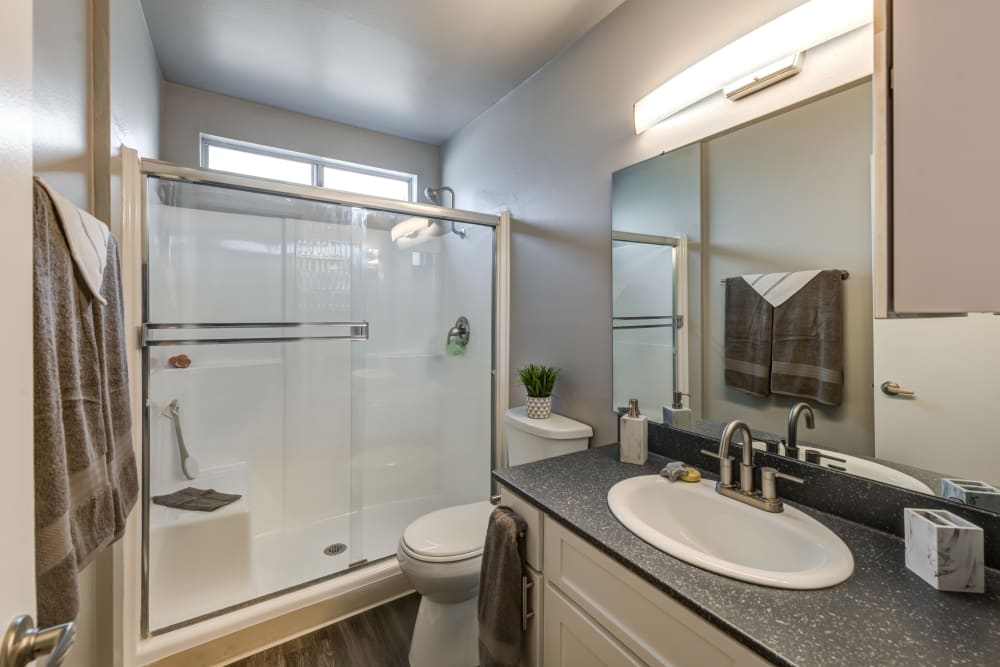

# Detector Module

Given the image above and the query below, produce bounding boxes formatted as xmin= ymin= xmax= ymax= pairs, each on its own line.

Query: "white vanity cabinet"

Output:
xmin=499 ymin=485 xmax=772 ymax=667
xmin=887 ymin=0 xmax=1000 ymax=313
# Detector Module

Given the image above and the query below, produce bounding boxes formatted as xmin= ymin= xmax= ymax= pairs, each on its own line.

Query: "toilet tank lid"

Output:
xmin=504 ymin=406 xmax=594 ymax=440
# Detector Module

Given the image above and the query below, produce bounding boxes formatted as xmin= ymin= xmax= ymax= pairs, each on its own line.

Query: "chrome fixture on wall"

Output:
xmin=162 ymin=400 xmax=200 ymax=481
xmin=424 ymin=186 xmax=455 ymax=207
xmin=424 ymin=186 xmax=466 ymax=239
xmin=446 ymin=316 xmax=470 ymax=356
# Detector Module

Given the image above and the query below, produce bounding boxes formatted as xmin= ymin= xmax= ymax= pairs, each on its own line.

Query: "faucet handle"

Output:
xmin=761 ymin=467 xmax=805 ymax=504
xmin=700 ymin=449 xmax=735 ymax=487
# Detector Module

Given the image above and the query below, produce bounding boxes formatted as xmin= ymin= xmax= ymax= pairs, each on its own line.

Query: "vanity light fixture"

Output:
xmin=633 ymin=0 xmax=872 ymax=134
xmin=723 ymin=53 xmax=804 ymax=101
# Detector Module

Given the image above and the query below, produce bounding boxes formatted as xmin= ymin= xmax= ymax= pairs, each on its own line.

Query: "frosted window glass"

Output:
xmin=207 ymin=145 xmax=313 ymax=185
xmin=323 ymin=167 xmax=410 ymax=201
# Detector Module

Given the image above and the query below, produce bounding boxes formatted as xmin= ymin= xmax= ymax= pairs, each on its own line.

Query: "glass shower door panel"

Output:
xmin=351 ymin=215 xmax=495 ymax=565
xmin=612 ymin=240 xmax=675 ymax=417
xmin=144 ymin=178 xmax=363 ymax=632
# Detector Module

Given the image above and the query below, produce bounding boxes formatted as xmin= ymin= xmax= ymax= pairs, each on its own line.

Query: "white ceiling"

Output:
xmin=140 ymin=0 xmax=625 ymax=144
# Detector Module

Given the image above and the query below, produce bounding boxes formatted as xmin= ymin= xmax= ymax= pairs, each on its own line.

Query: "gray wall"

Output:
xmin=33 ymin=0 xmax=93 ymax=208
xmin=702 ymin=82 xmax=874 ymax=454
xmin=110 ymin=0 xmax=162 ymax=236
xmin=160 ymin=82 xmax=442 ymax=201
xmin=441 ymin=0 xmax=805 ymax=445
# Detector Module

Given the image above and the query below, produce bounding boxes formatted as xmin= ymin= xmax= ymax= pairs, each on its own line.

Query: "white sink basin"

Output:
xmin=607 ymin=475 xmax=854 ymax=589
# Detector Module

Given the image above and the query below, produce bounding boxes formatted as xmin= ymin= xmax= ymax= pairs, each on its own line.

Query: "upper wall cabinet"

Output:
xmin=888 ymin=0 xmax=1000 ymax=313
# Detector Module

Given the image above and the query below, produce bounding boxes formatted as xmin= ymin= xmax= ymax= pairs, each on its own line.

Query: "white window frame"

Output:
xmin=199 ymin=133 xmax=418 ymax=201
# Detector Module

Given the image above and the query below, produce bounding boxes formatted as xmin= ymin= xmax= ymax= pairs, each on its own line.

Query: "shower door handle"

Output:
xmin=142 ymin=320 xmax=370 ymax=346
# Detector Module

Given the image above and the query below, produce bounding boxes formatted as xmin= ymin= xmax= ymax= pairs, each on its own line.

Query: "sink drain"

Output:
xmin=323 ymin=543 xmax=347 ymax=557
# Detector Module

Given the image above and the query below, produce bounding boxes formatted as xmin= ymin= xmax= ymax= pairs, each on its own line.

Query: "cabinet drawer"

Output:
xmin=544 ymin=520 xmax=772 ymax=667
xmin=543 ymin=582 xmax=643 ymax=667
xmin=499 ymin=484 xmax=542 ymax=571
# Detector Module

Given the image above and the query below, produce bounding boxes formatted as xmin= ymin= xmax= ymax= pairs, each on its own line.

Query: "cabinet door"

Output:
xmin=543 ymin=583 xmax=644 ymax=667
xmin=892 ymin=0 xmax=1000 ymax=312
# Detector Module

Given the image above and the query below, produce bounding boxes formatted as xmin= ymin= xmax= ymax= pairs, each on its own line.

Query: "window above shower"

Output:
xmin=201 ymin=134 xmax=416 ymax=201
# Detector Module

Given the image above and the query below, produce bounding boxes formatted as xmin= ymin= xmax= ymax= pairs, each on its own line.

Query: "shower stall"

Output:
xmin=122 ymin=156 xmax=508 ymax=650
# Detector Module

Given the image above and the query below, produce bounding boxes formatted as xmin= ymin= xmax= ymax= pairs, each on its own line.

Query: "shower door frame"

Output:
xmin=117 ymin=148 xmax=510 ymax=665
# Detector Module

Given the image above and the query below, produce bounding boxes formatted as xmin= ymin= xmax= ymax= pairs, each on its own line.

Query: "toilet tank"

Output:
xmin=504 ymin=406 xmax=593 ymax=466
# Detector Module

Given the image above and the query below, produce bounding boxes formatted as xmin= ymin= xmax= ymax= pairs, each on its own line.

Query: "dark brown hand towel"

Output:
xmin=724 ymin=277 xmax=773 ymax=396
xmin=153 ymin=487 xmax=242 ymax=512
xmin=771 ymin=270 xmax=844 ymax=405
xmin=33 ymin=181 xmax=139 ymax=626
xmin=478 ymin=506 xmax=527 ymax=667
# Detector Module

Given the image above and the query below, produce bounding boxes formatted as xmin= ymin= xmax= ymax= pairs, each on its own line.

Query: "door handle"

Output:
xmin=0 ymin=615 xmax=75 ymax=667
xmin=881 ymin=380 xmax=915 ymax=397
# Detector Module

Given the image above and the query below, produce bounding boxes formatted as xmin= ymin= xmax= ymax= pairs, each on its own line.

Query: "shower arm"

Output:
xmin=424 ymin=186 xmax=467 ymax=239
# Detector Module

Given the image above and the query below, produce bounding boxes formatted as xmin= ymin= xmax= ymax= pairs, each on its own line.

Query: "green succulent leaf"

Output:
xmin=518 ymin=364 xmax=560 ymax=398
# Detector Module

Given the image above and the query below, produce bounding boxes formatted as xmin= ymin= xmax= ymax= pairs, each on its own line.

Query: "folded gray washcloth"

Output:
xmin=478 ymin=506 xmax=527 ymax=667
xmin=152 ymin=487 xmax=242 ymax=512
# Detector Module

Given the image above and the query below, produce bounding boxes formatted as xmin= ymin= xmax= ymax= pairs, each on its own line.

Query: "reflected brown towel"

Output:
xmin=724 ymin=277 xmax=773 ymax=396
xmin=478 ymin=506 xmax=527 ymax=667
xmin=33 ymin=181 xmax=139 ymax=626
xmin=153 ymin=488 xmax=242 ymax=512
xmin=771 ymin=270 xmax=844 ymax=405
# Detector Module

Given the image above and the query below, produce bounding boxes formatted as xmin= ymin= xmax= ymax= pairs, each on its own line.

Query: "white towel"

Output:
xmin=741 ymin=270 xmax=821 ymax=308
xmin=35 ymin=178 xmax=110 ymax=305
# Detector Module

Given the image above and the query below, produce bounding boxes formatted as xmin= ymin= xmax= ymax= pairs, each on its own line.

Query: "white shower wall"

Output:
xmin=143 ymin=182 xmax=494 ymax=630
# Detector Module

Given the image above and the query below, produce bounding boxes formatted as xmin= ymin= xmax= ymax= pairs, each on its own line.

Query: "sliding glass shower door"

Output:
xmin=142 ymin=174 xmax=495 ymax=633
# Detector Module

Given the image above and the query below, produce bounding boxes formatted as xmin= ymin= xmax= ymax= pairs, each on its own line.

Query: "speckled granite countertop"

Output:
xmin=493 ymin=445 xmax=1000 ymax=667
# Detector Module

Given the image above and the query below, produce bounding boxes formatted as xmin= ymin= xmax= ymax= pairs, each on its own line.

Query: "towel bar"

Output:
xmin=720 ymin=269 xmax=849 ymax=284
xmin=521 ymin=575 xmax=535 ymax=631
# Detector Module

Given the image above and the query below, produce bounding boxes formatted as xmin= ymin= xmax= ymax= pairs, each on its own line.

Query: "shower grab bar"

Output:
xmin=142 ymin=321 xmax=369 ymax=347
xmin=612 ymin=315 xmax=683 ymax=330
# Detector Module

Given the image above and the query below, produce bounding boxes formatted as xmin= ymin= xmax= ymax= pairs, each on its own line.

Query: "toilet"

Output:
xmin=398 ymin=407 xmax=593 ymax=667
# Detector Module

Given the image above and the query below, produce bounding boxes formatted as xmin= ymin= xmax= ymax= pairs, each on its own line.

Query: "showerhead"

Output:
xmin=424 ymin=185 xmax=455 ymax=208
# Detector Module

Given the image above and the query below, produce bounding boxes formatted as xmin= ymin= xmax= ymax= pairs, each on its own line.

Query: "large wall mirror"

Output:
xmin=612 ymin=79 xmax=1000 ymax=514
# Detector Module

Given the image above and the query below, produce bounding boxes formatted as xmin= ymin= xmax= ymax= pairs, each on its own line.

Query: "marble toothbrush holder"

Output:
xmin=904 ymin=508 xmax=984 ymax=593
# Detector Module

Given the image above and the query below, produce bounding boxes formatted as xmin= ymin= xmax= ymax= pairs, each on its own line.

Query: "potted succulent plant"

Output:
xmin=519 ymin=364 xmax=560 ymax=419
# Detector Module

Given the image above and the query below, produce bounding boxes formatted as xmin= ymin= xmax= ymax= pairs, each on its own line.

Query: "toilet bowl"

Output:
xmin=398 ymin=408 xmax=593 ymax=667
xmin=397 ymin=501 xmax=494 ymax=667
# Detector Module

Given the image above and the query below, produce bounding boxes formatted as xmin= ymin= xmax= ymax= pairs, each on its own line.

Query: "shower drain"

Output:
xmin=323 ymin=543 xmax=348 ymax=557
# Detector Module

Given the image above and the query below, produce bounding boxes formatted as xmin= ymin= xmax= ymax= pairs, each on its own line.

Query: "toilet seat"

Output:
xmin=400 ymin=500 xmax=493 ymax=563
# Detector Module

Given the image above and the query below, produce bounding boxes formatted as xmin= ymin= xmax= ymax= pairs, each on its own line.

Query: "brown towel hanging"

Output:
xmin=478 ymin=506 xmax=527 ymax=667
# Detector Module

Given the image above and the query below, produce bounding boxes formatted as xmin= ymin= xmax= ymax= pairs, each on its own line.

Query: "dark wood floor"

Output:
xmin=229 ymin=594 xmax=420 ymax=666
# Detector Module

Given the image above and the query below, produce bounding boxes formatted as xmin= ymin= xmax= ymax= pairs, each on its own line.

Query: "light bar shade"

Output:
xmin=633 ymin=0 xmax=873 ymax=134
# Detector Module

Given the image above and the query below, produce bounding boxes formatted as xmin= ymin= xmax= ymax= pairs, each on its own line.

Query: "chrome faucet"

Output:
xmin=786 ymin=402 xmax=815 ymax=458
xmin=701 ymin=419 xmax=804 ymax=513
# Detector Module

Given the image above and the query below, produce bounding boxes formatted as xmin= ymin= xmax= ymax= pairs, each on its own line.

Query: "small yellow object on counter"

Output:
xmin=678 ymin=467 xmax=702 ymax=483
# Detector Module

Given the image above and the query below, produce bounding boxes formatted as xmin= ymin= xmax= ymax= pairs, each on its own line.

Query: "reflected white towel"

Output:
xmin=741 ymin=270 xmax=821 ymax=308
xmin=35 ymin=178 xmax=110 ymax=305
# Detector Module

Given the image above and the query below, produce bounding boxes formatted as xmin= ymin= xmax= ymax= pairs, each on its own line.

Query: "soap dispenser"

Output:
xmin=620 ymin=399 xmax=648 ymax=465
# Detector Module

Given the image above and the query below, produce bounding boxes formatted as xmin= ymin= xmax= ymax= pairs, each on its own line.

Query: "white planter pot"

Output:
xmin=525 ymin=396 xmax=552 ymax=419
